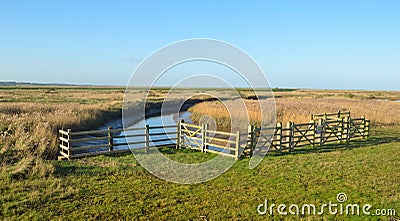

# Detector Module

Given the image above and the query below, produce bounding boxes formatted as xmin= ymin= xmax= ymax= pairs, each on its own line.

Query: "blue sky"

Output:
xmin=0 ymin=0 xmax=399 ymax=90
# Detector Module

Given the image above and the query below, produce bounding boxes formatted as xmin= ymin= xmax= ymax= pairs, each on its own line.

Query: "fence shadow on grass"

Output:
xmin=53 ymin=151 xmax=142 ymax=177
xmin=54 ymin=164 xmax=100 ymax=177
xmin=53 ymin=148 xmax=206 ymax=177
xmin=268 ymin=128 xmax=400 ymax=157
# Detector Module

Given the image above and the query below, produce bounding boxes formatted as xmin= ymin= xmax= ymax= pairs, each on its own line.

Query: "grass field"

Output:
xmin=0 ymin=87 xmax=399 ymax=220
xmin=1 ymin=127 xmax=399 ymax=220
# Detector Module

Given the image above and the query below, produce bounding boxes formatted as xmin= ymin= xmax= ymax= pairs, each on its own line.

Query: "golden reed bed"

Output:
xmin=189 ymin=96 xmax=400 ymax=128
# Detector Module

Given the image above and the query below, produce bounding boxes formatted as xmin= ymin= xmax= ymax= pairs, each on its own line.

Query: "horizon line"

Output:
xmin=0 ymin=80 xmax=399 ymax=92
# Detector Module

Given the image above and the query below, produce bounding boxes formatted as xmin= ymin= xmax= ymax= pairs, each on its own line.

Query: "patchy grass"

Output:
xmin=1 ymin=127 xmax=399 ymax=220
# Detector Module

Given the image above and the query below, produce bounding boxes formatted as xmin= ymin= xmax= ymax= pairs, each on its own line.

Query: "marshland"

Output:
xmin=1 ymin=86 xmax=399 ymax=220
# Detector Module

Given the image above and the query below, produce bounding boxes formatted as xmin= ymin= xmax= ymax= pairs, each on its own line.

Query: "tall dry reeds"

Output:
xmin=0 ymin=87 xmax=127 ymax=179
xmin=189 ymin=97 xmax=400 ymax=128
xmin=0 ymin=102 xmax=122 ymax=179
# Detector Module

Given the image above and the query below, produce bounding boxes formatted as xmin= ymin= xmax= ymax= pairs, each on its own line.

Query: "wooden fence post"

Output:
xmin=59 ymin=127 xmax=64 ymax=157
xmin=276 ymin=123 xmax=282 ymax=151
xmin=247 ymin=124 xmax=255 ymax=154
xmin=318 ymin=118 xmax=324 ymax=146
xmin=364 ymin=119 xmax=370 ymax=139
xmin=343 ymin=117 xmax=349 ymax=142
xmin=313 ymin=120 xmax=318 ymax=147
xmin=201 ymin=124 xmax=207 ymax=152
xmin=176 ymin=120 xmax=181 ymax=149
xmin=179 ymin=119 xmax=185 ymax=148
xmin=310 ymin=120 xmax=316 ymax=146
xmin=235 ymin=131 xmax=240 ymax=160
xmin=108 ymin=126 xmax=113 ymax=152
xmin=361 ymin=116 xmax=366 ymax=139
xmin=60 ymin=127 xmax=64 ymax=146
xmin=67 ymin=129 xmax=71 ymax=160
xmin=286 ymin=122 xmax=293 ymax=151
xmin=338 ymin=118 xmax=343 ymax=143
xmin=145 ymin=125 xmax=150 ymax=153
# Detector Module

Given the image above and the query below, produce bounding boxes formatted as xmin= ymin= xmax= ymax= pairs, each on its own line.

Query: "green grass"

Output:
xmin=1 ymin=128 xmax=399 ymax=220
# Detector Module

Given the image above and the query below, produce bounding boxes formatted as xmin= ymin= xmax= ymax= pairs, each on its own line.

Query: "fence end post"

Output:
xmin=365 ymin=119 xmax=370 ymax=139
xmin=67 ymin=129 xmax=71 ymax=160
xmin=361 ymin=116 xmax=365 ymax=139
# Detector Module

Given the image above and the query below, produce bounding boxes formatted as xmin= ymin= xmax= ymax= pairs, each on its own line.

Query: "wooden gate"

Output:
xmin=179 ymin=120 xmax=241 ymax=159
xmin=251 ymin=124 xmax=282 ymax=153
xmin=248 ymin=111 xmax=370 ymax=154
xmin=318 ymin=119 xmax=343 ymax=144
xmin=179 ymin=122 xmax=204 ymax=151
xmin=348 ymin=117 xmax=369 ymax=139
xmin=290 ymin=122 xmax=316 ymax=149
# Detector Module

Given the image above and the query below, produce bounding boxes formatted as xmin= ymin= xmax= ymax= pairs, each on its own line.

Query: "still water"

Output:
xmin=78 ymin=112 xmax=193 ymax=152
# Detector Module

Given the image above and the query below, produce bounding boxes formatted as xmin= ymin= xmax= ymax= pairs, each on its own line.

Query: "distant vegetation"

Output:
xmin=272 ymin=87 xmax=297 ymax=92
xmin=0 ymin=81 xmax=88 ymax=87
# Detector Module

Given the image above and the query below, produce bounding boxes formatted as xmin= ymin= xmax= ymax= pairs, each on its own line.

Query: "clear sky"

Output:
xmin=0 ymin=0 xmax=399 ymax=90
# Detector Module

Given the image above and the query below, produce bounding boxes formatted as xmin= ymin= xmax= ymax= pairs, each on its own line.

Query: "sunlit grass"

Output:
xmin=1 ymin=128 xmax=399 ymax=220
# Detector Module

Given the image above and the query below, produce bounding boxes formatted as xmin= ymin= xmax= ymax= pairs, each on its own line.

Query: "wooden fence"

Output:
xmin=247 ymin=111 xmax=370 ymax=153
xmin=311 ymin=110 xmax=351 ymax=121
xmin=178 ymin=120 xmax=242 ymax=159
xmin=59 ymin=124 xmax=178 ymax=159
xmin=59 ymin=111 xmax=370 ymax=160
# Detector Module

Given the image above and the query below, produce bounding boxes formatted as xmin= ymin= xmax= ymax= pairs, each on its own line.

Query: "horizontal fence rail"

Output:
xmin=178 ymin=120 xmax=242 ymax=159
xmin=247 ymin=112 xmax=370 ymax=153
xmin=59 ymin=124 xmax=177 ymax=159
xmin=59 ymin=111 xmax=370 ymax=160
xmin=59 ymin=121 xmax=243 ymax=160
xmin=311 ymin=110 xmax=350 ymax=121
